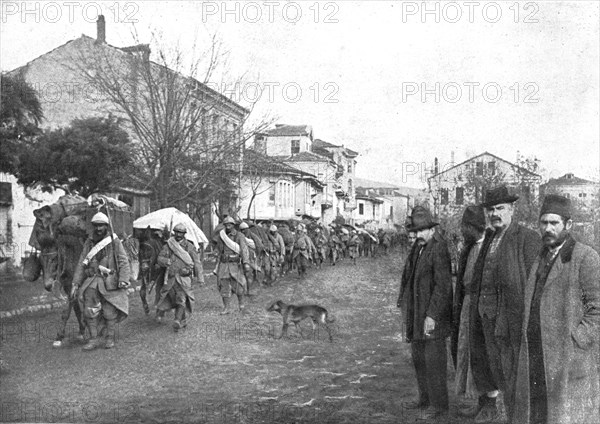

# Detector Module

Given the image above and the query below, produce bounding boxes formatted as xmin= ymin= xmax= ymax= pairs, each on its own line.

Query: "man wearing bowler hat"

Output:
xmin=462 ymin=185 xmax=540 ymax=422
xmin=513 ymin=194 xmax=600 ymax=424
xmin=397 ymin=206 xmax=453 ymax=420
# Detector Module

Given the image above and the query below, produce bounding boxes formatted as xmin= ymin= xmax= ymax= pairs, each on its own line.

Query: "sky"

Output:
xmin=1 ymin=1 xmax=599 ymax=188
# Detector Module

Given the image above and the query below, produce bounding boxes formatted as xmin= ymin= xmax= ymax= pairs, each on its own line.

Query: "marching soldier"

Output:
xmin=265 ymin=224 xmax=285 ymax=286
xmin=155 ymin=223 xmax=202 ymax=332
xmin=347 ymin=230 xmax=361 ymax=265
xmin=214 ymin=217 xmax=251 ymax=314
xmin=239 ymin=221 xmax=263 ymax=297
xmin=73 ymin=212 xmax=131 ymax=350
xmin=293 ymin=223 xmax=312 ymax=277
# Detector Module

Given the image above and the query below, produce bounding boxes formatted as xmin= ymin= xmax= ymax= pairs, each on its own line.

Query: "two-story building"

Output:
xmin=353 ymin=179 xmax=416 ymax=229
xmin=428 ymin=151 xmax=542 ymax=219
xmin=239 ymin=150 xmax=323 ymax=221
xmin=6 ymin=16 xmax=248 ymax=239
xmin=253 ymin=125 xmax=314 ymax=157
xmin=252 ymin=125 xmax=359 ymax=225
xmin=541 ymin=173 xmax=599 ymax=221
xmin=312 ymin=139 xmax=359 ymax=223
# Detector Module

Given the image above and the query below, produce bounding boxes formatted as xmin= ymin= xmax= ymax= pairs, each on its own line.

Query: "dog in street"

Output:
xmin=266 ymin=300 xmax=335 ymax=342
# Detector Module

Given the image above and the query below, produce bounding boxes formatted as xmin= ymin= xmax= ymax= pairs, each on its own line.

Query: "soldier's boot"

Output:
xmin=82 ymin=321 xmax=100 ymax=351
xmin=173 ymin=305 xmax=185 ymax=331
xmin=237 ymin=295 xmax=246 ymax=313
xmin=104 ymin=320 xmax=116 ymax=349
xmin=220 ymin=297 xmax=232 ymax=315
xmin=181 ymin=311 xmax=188 ymax=328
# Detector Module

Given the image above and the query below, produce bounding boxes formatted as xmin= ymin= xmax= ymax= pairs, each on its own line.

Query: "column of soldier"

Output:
xmin=73 ymin=211 xmax=403 ymax=352
xmin=211 ymin=217 xmax=400 ymax=315
xmin=397 ymin=185 xmax=599 ymax=424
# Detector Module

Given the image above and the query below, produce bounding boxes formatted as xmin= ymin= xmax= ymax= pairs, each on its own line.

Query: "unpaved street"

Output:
xmin=1 ymin=251 xmax=462 ymax=423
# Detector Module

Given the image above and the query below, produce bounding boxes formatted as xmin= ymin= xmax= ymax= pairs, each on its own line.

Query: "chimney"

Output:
xmin=434 ymin=157 xmax=439 ymax=175
xmin=96 ymin=15 xmax=106 ymax=43
xmin=451 ymin=151 xmax=455 ymax=166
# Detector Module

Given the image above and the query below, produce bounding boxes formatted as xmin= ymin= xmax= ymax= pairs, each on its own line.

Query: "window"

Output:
xmin=476 ymin=161 xmax=484 ymax=176
xmin=488 ymin=161 xmax=496 ymax=175
xmin=347 ymin=162 xmax=352 ymax=173
xmin=0 ymin=182 xmax=13 ymax=205
xmin=390 ymin=206 xmax=393 ymax=217
xmin=291 ymin=140 xmax=300 ymax=155
xmin=441 ymin=188 xmax=449 ymax=205
xmin=456 ymin=187 xmax=464 ymax=205
xmin=359 ymin=203 xmax=364 ymax=215
xmin=268 ymin=184 xmax=275 ymax=205
xmin=522 ymin=186 xmax=531 ymax=201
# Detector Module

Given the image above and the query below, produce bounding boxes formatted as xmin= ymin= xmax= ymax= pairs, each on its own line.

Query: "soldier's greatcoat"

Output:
xmin=73 ymin=235 xmax=131 ymax=320
xmin=156 ymin=237 xmax=201 ymax=314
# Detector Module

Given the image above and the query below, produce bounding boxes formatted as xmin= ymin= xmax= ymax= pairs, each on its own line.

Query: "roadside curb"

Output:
xmin=0 ymin=299 xmax=67 ymax=319
xmin=0 ymin=273 xmax=215 ymax=319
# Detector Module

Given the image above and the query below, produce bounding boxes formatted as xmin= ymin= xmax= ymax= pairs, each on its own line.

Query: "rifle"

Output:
xmin=150 ymin=215 xmax=174 ymax=295
xmin=101 ymin=199 xmax=124 ymax=289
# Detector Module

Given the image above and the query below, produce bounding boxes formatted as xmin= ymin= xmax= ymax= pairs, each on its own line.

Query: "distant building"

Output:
xmin=353 ymin=179 xmax=417 ymax=229
xmin=251 ymin=127 xmax=359 ymax=225
xmin=312 ymin=139 xmax=359 ymax=223
xmin=254 ymin=125 xmax=314 ymax=157
xmin=354 ymin=191 xmax=384 ymax=230
xmin=541 ymin=173 xmax=599 ymax=212
xmin=282 ymin=151 xmax=339 ymax=224
xmin=428 ymin=152 xmax=542 ymax=218
xmin=239 ymin=150 xmax=323 ymax=221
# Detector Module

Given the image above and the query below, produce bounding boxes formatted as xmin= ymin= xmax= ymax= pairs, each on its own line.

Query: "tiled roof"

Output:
xmin=313 ymin=139 xmax=339 ymax=149
xmin=313 ymin=139 xmax=358 ymax=157
xmin=263 ymin=125 xmax=312 ymax=137
xmin=427 ymin=151 xmax=541 ymax=179
xmin=7 ymin=35 xmax=249 ymax=116
xmin=244 ymin=149 xmax=322 ymax=187
xmin=285 ymin=151 xmax=330 ymax=162
xmin=355 ymin=178 xmax=400 ymax=189
xmin=545 ymin=173 xmax=598 ymax=186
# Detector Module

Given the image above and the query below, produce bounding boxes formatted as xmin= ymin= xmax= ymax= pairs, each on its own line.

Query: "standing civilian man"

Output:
xmin=513 ymin=194 xmax=600 ymax=424
xmin=397 ymin=206 xmax=453 ymax=420
xmin=452 ymin=206 xmax=486 ymax=404
xmin=464 ymin=185 xmax=541 ymax=422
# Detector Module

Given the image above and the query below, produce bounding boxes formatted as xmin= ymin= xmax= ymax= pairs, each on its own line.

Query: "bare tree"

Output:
xmin=240 ymin=150 xmax=294 ymax=220
xmin=67 ymin=29 xmax=273 ymax=213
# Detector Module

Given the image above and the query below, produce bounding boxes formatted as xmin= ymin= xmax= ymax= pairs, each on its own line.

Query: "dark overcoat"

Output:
xmin=399 ymin=231 xmax=453 ymax=342
xmin=514 ymin=236 xmax=600 ymax=424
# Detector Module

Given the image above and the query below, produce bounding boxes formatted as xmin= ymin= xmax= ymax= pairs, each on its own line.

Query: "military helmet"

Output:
xmin=173 ymin=223 xmax=187 ymax=233
xmin=239 ymin=222 xmax=249 ymax=230
xmin=91 ymin=212 xmax=109 ymax=225
xmin=222 ymin=216 xmax=236 ymax=225
xmin=269 ymin=224 xmax=278 ymax=232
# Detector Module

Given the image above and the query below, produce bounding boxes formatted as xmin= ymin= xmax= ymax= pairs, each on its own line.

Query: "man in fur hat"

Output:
xmin=513 ymin=194 xmax=600 ymax=424
xmin=156 ymin=223 xmax=203 ymax=331
xmin=462 ymin=185 xmax=541 ymax=422
xmin=73 ymin=212 xmax=131 ymax=350
xmin=452 ymin=206 xmax=487 ymax=406
xmin=397 ymin=206 xmax=453 ymax=420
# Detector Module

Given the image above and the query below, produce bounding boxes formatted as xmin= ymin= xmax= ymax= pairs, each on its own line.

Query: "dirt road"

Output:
xmin=1 ymin=251 xmax=464 ymax=423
